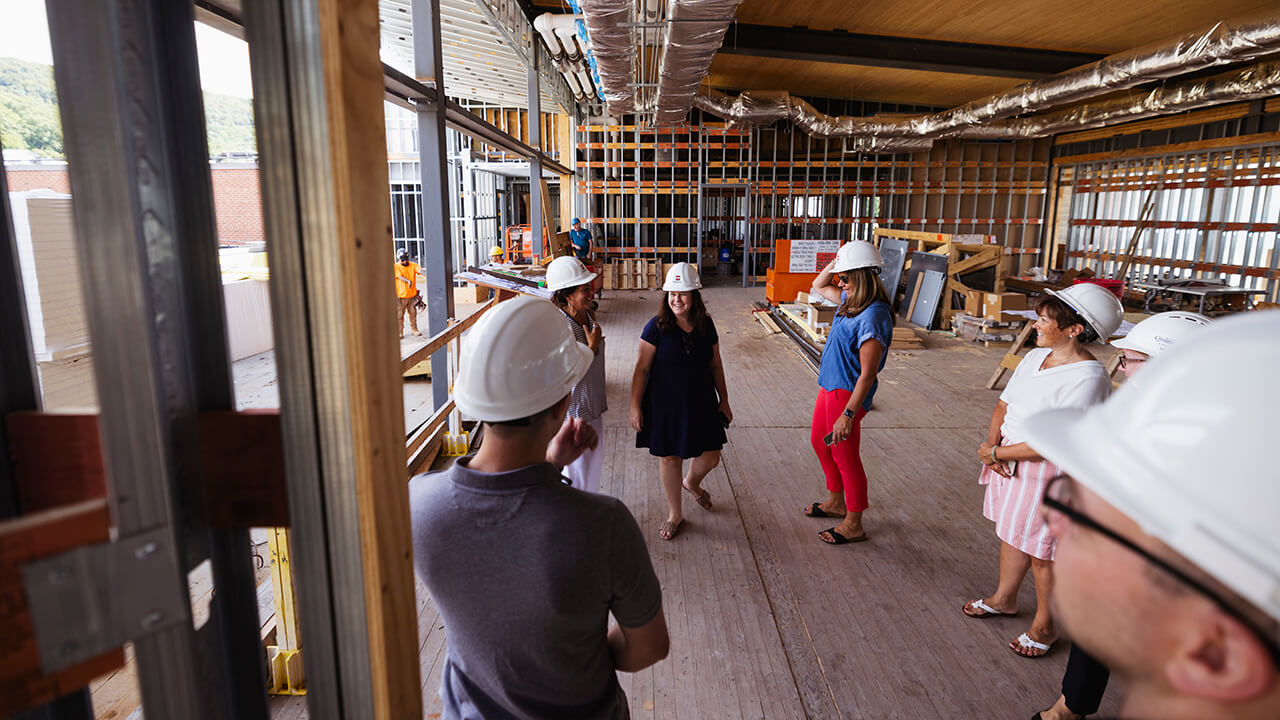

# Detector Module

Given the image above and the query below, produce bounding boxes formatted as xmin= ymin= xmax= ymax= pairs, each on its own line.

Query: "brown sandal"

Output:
xmin=684 ymin=485 xmax=712 ymax=511
xmin=659 ymin=519 xmax=683 ymax=541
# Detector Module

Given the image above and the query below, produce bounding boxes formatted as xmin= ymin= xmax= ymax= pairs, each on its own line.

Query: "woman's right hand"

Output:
xmin=587 ymin=323 xmax=603 ymax=353
xmin=629 ymin=405 xmax=643 ymax=432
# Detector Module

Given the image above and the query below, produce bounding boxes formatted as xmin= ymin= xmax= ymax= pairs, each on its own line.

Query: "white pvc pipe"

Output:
xmin=576 ymin=69 xmax=595 ymax=98
xmin=533 ymin=13 xmax=564 ymax=60
xmin=549 ymin=15 xmax=583 ymax=63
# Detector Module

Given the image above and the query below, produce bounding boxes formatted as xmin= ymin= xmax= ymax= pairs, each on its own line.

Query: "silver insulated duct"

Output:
xmin=652 ymin=0 xmax=744 ymax=125
xmin=576 ymin=0 xmax=635 ymax=114
xmin=694 ymin=11 xmax=1280 ymax=145
xmin=695 ymin=61 xmax=1280 ymax=151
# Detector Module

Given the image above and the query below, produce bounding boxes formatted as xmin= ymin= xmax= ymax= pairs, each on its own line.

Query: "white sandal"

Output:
xmin=962 ymin=598 xmax=1016 ymax=618
xmin=1009 ymin=632 xmax=1055 ymax=658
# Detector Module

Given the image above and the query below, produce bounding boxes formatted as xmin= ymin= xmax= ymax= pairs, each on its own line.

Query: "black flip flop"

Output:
xmin=803 ymin=502 xmax=835 ymax=518
xmin=819 ymin=527 xmax=868 ymax=545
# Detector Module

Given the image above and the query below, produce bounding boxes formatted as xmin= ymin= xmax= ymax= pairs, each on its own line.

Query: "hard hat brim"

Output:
xmin=1045 ymin=288 xmax=1108 ymax=339
xmin=455 ymin=340 xmax=594 ymax=422
xmin=1022 ymin=405 xmax=1156 ymax=544
xmin=546 ymin=270 xmax=598 ymax=292
xmin=1109 ymin=336 xmax=1147 ymax=354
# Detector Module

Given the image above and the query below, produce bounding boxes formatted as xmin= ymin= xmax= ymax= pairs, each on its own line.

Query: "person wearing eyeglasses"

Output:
xmin=964 ymin=284 xmax=1123 ymax=659
xmin=1022 ymin=310 xmax=1279 ymax=720
xmin=629 ymin=262 xmax=731 ymax=541
xmin=1032 ymin=310 xmax=1211 ymax=720
xmin=801 ymin=241 xmax=894 ymax=546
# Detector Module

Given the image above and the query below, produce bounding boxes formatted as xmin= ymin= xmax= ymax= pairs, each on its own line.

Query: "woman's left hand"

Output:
xmin=831 ymin=413 xmax=853 ymax=444
xmin=979 ymin=441 xmax=996 ymax=465
xmin=718 ymin=399 xmax=733 ymax=425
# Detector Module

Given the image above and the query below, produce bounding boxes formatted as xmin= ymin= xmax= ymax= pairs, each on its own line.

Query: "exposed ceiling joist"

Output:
xmin=719 ymin=24 xmax=1106 ymax=79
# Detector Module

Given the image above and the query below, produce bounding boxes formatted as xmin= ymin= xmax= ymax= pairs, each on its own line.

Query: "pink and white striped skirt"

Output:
xmin=978 ymin=454 xmax=1062 ymax=561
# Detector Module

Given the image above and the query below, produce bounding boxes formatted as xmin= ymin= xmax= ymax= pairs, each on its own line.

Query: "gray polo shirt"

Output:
xmin=410 ymin=458 xmax=662 ymax=720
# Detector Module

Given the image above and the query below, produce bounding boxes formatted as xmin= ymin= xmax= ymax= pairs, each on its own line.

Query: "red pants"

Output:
xmin=809 ymin=388 xmax=869 ymax=511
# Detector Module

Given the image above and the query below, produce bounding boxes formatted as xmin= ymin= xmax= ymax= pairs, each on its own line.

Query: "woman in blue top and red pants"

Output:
xmin=803 ymin=240 xmax=894 ymax=545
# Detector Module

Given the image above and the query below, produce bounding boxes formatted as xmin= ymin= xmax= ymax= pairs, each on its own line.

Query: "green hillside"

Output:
xmin=0 ymin=57 xmax=255 ymax=159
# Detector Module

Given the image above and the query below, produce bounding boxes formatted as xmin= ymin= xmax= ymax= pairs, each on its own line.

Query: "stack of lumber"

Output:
xmin=602 ymin=259 xmax=664 ymax=290
xmin=892 ymin=326 xmax=926 ymax=350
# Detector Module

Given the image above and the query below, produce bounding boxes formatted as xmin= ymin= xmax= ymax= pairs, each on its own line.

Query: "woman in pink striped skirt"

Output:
xmin=962 ymin=284 xmax=1122 ymax=658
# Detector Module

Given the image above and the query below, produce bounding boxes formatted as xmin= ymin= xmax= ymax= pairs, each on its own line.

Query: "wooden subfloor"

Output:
xmin=146 ymin=284 xmax=1123 ymax=719
xmin=272 ymin=286 xmax=1123 ymax=719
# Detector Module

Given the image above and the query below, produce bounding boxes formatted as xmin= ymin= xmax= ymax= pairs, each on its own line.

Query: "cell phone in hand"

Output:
xmin=823 ymin=431 xmax=835 ymax=446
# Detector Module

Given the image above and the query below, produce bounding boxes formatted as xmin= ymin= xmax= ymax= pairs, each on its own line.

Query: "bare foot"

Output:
xmin=1037 ymin=695 xmax=1083 ymax=720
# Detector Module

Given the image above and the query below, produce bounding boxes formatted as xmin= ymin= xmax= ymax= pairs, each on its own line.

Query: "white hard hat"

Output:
xmin=545 ymin=256 xmax=598 ymax=291
xmin=1111 ymin=311 xmax=1211 ymax=357
xmin=453 ymin=297 xmax=593 ymax=422
xmin=663 ymin=261 xmax=702 ymax=291
xmin=830 ymin=240 xmax=882 ymax=273
xmin=1023 ymin=311 xmax=1280 ymax=621
xmin=1046 ymin=283 xmax=1124 ymax=340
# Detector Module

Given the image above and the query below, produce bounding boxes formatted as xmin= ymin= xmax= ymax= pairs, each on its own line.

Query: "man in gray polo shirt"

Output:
xmin=410 ymin=298 xmax=668 ymax=719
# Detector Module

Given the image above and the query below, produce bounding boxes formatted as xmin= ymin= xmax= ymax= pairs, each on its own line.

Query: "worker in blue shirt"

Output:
xmin=570 ymin=218 xmax=592 ymax=261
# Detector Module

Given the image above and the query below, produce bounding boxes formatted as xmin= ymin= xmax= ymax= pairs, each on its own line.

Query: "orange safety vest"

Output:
xmin=395 ymin=261 xmax=421 ymax=299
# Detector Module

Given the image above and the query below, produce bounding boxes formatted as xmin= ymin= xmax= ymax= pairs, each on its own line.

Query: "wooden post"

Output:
xmin=557 ymin=112 xmax=575 ymax=231
xmin=326 ymin=0 xmax=423 ymax=714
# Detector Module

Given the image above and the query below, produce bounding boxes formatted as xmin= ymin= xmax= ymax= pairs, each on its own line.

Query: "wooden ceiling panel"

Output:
xmin=732 ymin=0 xmax=1278 ymax=55
xmin=708 ymin=55 xmax=1023 ymax=108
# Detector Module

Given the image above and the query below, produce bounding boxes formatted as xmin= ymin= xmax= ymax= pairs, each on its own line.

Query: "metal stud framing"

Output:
xmin=413 ymin=0 xmax=457 ymax=410
xmin=45 ymin=0 xmax=268 ymax=717
xmin=1059 ymin=142 xmax=1280 ymax=300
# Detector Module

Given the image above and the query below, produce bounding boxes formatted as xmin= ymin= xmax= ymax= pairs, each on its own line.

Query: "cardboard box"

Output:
xmin=965 ymin=289 xmax=983 ymax=317
xmin=552 ymin=231 xmax=574 ymax=258
xmin=981 ymin=292 xmax=1027 ymax=321
xmin=460 ymin=283 xmax=488 ymax=304
xmin=806 ymin=304 xmax=836 ymax=329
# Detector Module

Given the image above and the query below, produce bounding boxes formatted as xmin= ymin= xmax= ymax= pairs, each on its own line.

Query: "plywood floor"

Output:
xmin=267 ymin=284 xmax=1122 ymax=719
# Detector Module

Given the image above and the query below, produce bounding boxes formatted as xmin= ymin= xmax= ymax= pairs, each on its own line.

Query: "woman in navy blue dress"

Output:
xmin=630 ymin=262 xmax=731 ymax=540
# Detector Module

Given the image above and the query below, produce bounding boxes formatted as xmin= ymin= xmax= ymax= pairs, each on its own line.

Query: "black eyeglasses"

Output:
xmin=1116 ymin=355 xmax=1146 ymax=369
xmin=1042 ymin=475 xmax=1280 ymax=667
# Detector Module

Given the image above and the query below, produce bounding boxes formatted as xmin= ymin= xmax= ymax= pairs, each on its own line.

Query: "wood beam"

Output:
xmin=314 ymin=1 xmax=423 ymax=713
xmin=1055 ymin=131 xmax=1280 ymax=165
xmin=720 ymin=23 xmax=1103 ymax=79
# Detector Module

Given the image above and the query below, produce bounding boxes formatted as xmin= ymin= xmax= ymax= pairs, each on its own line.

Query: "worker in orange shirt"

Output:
xmin=395 ymin=248 xmax=425 ymax=337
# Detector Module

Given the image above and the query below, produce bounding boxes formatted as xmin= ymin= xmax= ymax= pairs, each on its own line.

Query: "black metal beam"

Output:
xmin=721 ymin=24 xmax=1104 ymax=79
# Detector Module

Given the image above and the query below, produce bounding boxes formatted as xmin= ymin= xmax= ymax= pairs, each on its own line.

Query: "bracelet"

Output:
xmin=991 ymin=446 xmax=1000 ymax=463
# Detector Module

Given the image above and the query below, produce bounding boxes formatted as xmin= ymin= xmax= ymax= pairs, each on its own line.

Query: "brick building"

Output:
xmin=5 ymin=160 xmax=264 ymax=246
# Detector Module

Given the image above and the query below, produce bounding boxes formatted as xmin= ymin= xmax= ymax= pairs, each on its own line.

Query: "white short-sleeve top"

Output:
xmin=998 ymin=347 xmax=1111 ymax=445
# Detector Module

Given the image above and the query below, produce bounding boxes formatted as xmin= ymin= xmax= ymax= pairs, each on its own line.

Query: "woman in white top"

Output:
xmin=962 ymin=283 xmax=1122 ymax=659
xmin=545 ymin=257 xmax=607 ymax=493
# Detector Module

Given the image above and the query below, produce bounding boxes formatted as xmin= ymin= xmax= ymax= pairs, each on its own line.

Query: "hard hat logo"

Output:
xmin=663 ymin=262 xmax=701 ymax=291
